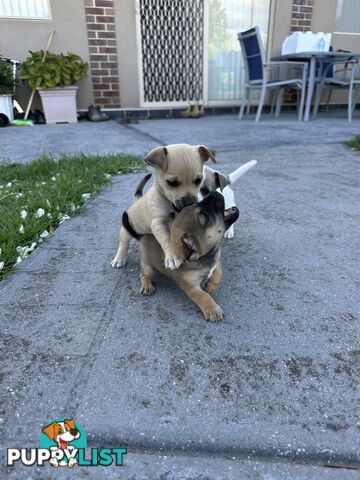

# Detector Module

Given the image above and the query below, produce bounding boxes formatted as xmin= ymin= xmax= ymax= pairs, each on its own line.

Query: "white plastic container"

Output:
xmin=38 ymin=86 xmax=78 ymax=124
xmin=282 ymin=32 xmax=332 ymax=55
xmin=0 ymin=94 xmax=14 ymax=121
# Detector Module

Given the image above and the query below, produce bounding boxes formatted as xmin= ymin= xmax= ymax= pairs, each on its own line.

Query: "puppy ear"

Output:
xmin=65 ymin=419 xmax=76 ymax=430
xmin=182 ymin=234 xmax=200 ymax=261
xmin=198 ymin=145 xmax=217 ymax=164
xmin=144 ymin=146 xmax=168 ymax=170
xmin=42 ymin=422 xmax=57 ymax=441
xmin=214 ymin=172 xmax=230 ymax=192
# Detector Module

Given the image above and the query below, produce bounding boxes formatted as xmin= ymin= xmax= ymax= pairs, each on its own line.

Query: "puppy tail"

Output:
xmin=134 ymin=173 xmax=152 ymax=199
xmin=229 ymin=160 xmax=257 ymax=185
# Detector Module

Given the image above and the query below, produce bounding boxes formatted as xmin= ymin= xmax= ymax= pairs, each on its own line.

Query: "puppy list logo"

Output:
xmin=7 ymin=418 xmax=127 ymax=468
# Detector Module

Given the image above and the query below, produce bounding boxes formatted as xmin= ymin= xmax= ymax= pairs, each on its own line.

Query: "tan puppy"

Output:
xmin=139 ymin=191 xmax=239 ymax=321
xmin=111 ymin=143 xmax=216 ymax=270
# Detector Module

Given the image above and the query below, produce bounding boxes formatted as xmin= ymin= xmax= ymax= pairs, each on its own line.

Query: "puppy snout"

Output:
xmin=175 ymin=196 xmax=196 ymax=208
xmin=181 ymin=196 xmax=196 ymax=207
xmin=70 ymin=429 xmax=78 ymax=436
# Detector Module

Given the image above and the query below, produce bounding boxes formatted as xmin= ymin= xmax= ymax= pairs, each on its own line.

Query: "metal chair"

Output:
xmin=237 ymin=27 xmax=308 ymax=122
xmin=313 ymin=59 xmax=360 ymax=122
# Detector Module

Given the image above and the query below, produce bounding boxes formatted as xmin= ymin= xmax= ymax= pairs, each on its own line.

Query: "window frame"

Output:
xmin=0 ymin=0 xmax=52 ymax=21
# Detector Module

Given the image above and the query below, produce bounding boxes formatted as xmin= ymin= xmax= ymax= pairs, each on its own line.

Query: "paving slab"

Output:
xmin=0 ymin=119 xmax=159 ymax=163
xmin=0 ymin=116 xmax=359 ymax=478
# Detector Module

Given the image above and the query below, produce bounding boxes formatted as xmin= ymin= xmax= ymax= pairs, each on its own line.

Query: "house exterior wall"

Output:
xmin=0 ymin=0 xmax=93 ymax=110
xmin=1 ymin=0 xmax=359 ymax=110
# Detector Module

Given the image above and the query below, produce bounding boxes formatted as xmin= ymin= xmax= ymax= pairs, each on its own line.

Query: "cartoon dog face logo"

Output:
xmin=42 ymin=419 xmax=80 ymax=467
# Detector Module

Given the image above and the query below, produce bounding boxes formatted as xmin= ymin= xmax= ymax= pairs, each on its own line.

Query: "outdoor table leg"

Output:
xmin=304 ymin=55 xmax=316 ymax=121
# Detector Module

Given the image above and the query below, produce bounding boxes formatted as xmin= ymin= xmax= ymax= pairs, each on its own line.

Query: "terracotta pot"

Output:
xmin=38 ymin=86 xmax=78 ymax=124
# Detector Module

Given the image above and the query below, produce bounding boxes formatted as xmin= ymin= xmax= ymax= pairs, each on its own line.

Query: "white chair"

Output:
xmin=313 ymin=59 xmax=360 ymax=122
xmin=237 ymin=27 xmax=308 ymax=122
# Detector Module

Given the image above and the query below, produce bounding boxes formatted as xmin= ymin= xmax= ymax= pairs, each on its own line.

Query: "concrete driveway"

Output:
xmin=0 ymin=114 xmax=359 ymax=479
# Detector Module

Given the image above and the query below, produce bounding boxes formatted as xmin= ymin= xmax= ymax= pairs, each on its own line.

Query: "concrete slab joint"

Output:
xmin=84 ymin=0 xmax=121 ymax=108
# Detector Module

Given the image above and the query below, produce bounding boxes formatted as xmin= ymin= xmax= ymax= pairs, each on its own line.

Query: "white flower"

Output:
xmin=46 ymin=199 xmax=51 ymax=208
xmin=19 ymin=224 xmax=24 ymax=234
xmin=28 ymin=242 xmax=36 ymax=252
xmin=41 ymin=181 xmax=46 ymax=185
xmin=82 ymin=193 xmax=91 ymax=200
xmin=35 ymin=208 xmax=45 ymax=218
xmin=69 ymin=203 xmax=76 ymax=212
xmin=0 ymin=248 xmax=2 ymax=256
xmin=51 ymin=176 xmax=56 ymax=181
xmin=58 ymin=214 xmax=70 ymax=224
xmin=20 ymin=210 xmax=27 ymax=219
xmin=0 ymin=261 xmax=4 ymax=271
xmin=40 ymin=230 xmax=49 ymax=238
xmin=16 ymin=256 xmax=23 ymax=264
xmin=6 ymin=182 xmax=12 ymax=187
xmin=47 ymin=213 xmax=52 ymax=219
xmin=104 ymin=173 xmax=111 ymax=180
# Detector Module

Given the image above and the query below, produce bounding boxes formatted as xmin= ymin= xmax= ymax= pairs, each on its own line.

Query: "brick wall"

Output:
xmin=291 ymin=0 xmax=314 ymax=32
xmin=84 ymin=0 xmax=120 ymax=108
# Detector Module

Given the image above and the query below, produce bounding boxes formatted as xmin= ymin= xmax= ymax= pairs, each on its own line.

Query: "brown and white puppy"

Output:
xmin=42 ymin=419 xmax=80 ymax=468
xmin=139 ymin=191 xmax=239 ymax=321
xmin=111 ymin=143 xmax=216 ymax=270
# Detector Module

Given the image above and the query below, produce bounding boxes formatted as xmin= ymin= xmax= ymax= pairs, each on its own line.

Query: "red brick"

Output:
xmin=100 ymin=61 xmax=118 ymax=69
xmin=85 ymin=7 xmax=105 ymax=14
xmin=101 ymin=76 xmax=118 ymax=83
xmin=95 ymin=0 xmax=114 ymax=6
xmin=109 ymin=69 xmax=118 ymax=75
xmin=86 ymin=15 xmax=95 ymax=22
xmin=103 ymin=90 xmax=119 ymax=97
xmin=107 ymin=40 xmax=116 ymax=46
xmin=88 ymin=38 xmax=107 ymax=46
xmin=84 ymin=0 xmax=94 ymax=6
xmin=95 ymin=15 xmax=114 ymax=23
xmin=98 ymin=47 xmax=117 ymax=54
xmin=87 ymin=31 xmax=96 ymax=38
xmin=89 ymin=47 xmax=98 ymax=54
xmin=106 ymin=24 xmax=115 ymax=31
xmin=97 ymin=31 xmax=116 ymax=38
xmin=93 ymin=83 xmax=110 ymax=90
xmin=91 ymin=54 xmax=108 ymax=61
xmin=105 ymin=7 xmax=115 ymax=15
xmin=92 ymin=69 xmax=109 ymax=75
xmin=87 ymin=23 xmax=106 ymax=31
xmin=90 ymin=62 xmax=100 ymax=69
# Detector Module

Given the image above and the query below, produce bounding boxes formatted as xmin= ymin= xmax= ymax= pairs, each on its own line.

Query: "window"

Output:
xmin=0 ymin=0 xmax=50 ymax=19
xmin=335 ymin=0 xmax=360 ymax=34
xmin=207 ymin=0 xmax=271 ymax=101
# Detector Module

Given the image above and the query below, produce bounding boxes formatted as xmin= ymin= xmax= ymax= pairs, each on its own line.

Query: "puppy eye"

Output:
xmin=201 ymin=187 xmax=210 ymax=196
xmin=166 ymin=179 xmax=180 ymax=188
xmin=194 ymin=177 xmax=202 ymax=186
xmin=199 ymin=211 xmax=209 ymax=226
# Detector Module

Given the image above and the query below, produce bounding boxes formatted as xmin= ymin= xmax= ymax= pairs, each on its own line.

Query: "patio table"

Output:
xmin=272 ymin=52 xmax=360 ymax=121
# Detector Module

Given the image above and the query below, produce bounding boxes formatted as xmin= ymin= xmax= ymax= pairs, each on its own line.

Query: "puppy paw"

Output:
xmin=140 ymin=283 xmax=155 ymax=295
xmin=111 ymin=256 xmax=126 ymax=268
xmin=203 ymin=304 xmax=223 ymax=322
xmin=165 ymin=255 xmax=184 ymax=270
xmin=224 ymin=227 xmax=234 ymax=239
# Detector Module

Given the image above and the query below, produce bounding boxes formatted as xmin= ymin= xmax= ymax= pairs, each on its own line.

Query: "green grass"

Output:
xmin=346 ymin=135 xmax=360 ymax=150
xmin=0 ymin=153 xmax=143 ymax=279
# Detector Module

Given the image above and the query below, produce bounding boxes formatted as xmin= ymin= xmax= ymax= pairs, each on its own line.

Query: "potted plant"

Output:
xmin=20 ymin=51 xmax=88 ymax=124
xmin=0 ymin=56 xmax=15 ymax=122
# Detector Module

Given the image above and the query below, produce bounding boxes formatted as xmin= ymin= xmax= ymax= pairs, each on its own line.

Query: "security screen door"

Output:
xmin=136 ymin=0 xmax=271 ymax=106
